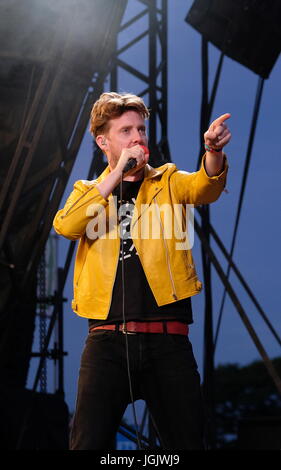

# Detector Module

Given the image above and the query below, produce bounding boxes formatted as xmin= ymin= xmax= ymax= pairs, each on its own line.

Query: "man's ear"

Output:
xmin=96 ymin=135 xmax=107 ymax=150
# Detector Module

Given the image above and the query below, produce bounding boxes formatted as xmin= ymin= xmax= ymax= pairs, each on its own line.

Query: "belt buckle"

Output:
xmin=121 ymin=323 xmax=137 ymax=335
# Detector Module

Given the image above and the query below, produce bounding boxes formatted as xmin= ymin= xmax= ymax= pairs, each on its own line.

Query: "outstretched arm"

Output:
xmin=204 ymin=113 xmax=232 ymax=176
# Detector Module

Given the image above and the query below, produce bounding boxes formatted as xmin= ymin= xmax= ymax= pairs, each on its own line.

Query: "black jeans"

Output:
xmin=70 ymin=330 xmax=205 ymax=450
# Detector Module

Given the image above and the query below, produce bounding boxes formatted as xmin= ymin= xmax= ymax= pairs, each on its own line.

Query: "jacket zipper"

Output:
xmin=154 ymin=196 xmax=178 ymax=300
xmin=74 ymin=197 xmax=120 ymax=317
xmin=107 ymin=236 xmax=120 ymax=317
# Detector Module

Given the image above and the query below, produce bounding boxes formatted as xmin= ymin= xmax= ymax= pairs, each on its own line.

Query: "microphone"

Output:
xmin=122 ymin=145 xmax=149 ymax=173
xmin=122 ymin=158 xmax=137 ymax=173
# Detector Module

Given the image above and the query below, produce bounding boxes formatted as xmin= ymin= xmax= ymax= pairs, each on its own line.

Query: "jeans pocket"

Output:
xmin=167 ymin=334 xmax=198 ymax=369
xmin=167 ymin=333 xmax=190 ymax=347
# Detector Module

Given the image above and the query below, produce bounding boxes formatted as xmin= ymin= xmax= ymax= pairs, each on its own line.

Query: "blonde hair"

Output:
xmin=90 ymin=92 xmax=150 ymax=138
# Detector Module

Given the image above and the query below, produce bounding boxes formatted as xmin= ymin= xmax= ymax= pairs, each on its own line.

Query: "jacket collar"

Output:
xmin=144 ymin=163 xmax=169 ymax=179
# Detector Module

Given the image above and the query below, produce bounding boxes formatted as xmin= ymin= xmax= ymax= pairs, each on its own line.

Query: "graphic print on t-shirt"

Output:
xmin=118 ymin=198 xmax=138 ymax=261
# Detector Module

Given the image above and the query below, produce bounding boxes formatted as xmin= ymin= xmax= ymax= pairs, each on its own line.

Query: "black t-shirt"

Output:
xmin=89 ymin=179 xmax=193 ymax=328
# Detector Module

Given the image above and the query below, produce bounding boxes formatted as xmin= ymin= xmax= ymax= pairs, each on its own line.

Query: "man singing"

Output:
xmin=53 ymin=92 xmax=231 ymax=450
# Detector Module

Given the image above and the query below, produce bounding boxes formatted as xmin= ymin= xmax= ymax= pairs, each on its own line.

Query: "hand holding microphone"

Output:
xmin=122 ymin=145 xmax=150 ymax=174
xmin=97 ymin=145 xmax=150 ymax=199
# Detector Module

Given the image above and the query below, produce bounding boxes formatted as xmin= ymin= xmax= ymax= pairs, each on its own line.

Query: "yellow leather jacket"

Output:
xmin=53 ymin=155 xmax=228 ymax=319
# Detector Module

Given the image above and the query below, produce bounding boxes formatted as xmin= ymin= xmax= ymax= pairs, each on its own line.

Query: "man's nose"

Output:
xmin=131 ymin=129 xmax=143 ymax=143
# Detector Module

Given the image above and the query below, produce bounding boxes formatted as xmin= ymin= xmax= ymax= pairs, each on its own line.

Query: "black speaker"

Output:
xmin=186 ymin=0 xmax=281 ymax=78
xmin=237 ymin=417 xmax=281 ymax=450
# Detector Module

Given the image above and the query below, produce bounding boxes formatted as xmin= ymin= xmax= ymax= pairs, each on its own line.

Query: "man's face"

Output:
xmin=102 ymin=110 xmax=148 ymax=169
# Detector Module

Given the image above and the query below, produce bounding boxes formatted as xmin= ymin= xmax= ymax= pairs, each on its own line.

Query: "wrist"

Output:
xmin=204 ymin=143 xmax=223 ymax=153
xmin=111 ymin=166 xmax=123 ymax=181
xmin=203 ymin=151 xmax=225 ymax=177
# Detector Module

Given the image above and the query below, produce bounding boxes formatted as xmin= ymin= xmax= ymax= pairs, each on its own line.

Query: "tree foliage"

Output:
xmin=213 ymin=357 xmax=281 ymax=447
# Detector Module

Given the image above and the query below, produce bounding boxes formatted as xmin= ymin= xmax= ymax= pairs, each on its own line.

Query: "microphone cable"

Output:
xmin=119 ymin=173 xmax=143 ymax=450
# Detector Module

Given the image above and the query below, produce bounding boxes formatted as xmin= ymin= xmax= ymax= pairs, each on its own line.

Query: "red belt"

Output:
xmin=89 ymin=321 xmax=189 ymax=336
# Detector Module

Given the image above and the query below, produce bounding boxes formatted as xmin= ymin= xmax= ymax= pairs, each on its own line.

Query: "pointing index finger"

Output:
xmin=211 ymin=113 xmax=231 ymax=128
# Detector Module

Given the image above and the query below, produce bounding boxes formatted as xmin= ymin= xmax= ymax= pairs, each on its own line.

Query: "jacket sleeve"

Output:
xmin=53 ymin=180 xmax=109 ymax=240
xmin=170 ymin=153 xmax=229 ymax=205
